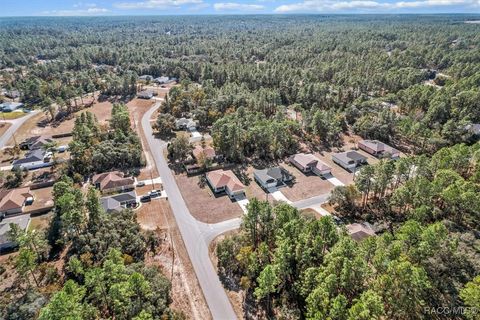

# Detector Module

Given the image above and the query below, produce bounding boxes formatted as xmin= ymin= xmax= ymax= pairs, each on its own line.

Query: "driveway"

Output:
xmin=142 ymin=103 xmax=238 ymax=320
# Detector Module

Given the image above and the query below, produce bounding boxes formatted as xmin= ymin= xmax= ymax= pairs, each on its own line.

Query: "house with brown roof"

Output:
xmin=206 ymin=169 xmax=245 ymax=199
xmin=346 ymin=222 xmax=376 ymax=242
xmin=0 ymin=187 xmax=34 ymax=216
xmin=358 ymin=140 xmax=400 ymax=159
xmin=92 ymin=171 xmax=135 ymax=194
xmin=289 ymin=153 xmax=332 ymax=176
xmin=192 ymin=145 xmax=216 ymax=162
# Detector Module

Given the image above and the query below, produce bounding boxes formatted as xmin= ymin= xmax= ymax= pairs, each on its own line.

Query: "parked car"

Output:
xmin=149 ymin=189 xmax=162 ymax=198
xmin=140 ymin=195 xmax=151 ymax=202
xmin=57 ymin=145 xmax=68 ymax=153
xmin=136 ymin=181 xmax=146 ymax=187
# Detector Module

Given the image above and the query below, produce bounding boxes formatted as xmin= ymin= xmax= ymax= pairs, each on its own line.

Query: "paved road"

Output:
xmin=0 ymin=111 xmax=39 ymax=148
xmin=142 ymin=102 xmax=238 ymax=320
xmin=291 ymin=193 xmax=331 ymax=209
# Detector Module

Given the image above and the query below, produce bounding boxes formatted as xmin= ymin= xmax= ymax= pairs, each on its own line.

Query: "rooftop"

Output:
xmin=0 ymin=187 xmax=33 ymax=212
xmin=207 ymin=170 xmax=245 ymax=192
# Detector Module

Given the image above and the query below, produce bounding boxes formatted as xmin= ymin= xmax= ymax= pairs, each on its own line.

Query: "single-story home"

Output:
xmin=0 ymin=215 xmax=31 ymax=253
xmin=100 ymin=191 xmax=137 ymax=213
xmin=92 ymin=171 xmax=135 ymax=194
xmin=254 ymin=166 xmax=293 ymax=190
xmin=19 ymin=135 xmax=53 ymax=150
xmin=289 ymin=153 xmax=332 ymax=176
xmin=0 ymin=187 xmax=34 ymax=217
xmin=206 ymin=169 xmax=245 ymax=199
xmin=358 ymin=140 xmax=400 ymax=159
xmin=4 ymin=90 xmax=20 ymax=99
xmin=175 ymin=118 xmax=197 ymax=131
xmin=332 ymin=151 xmax=367 ymax=171
xmin=137 ymin=90 xmax=154 ymax=99
xmin=12 ymin=149 xmax=53 ymax=170
xmin=154 ymin=76 xmax=170 ymax=84
xmin=466 ymin=123 xmax=480 ymax=137
xmin=138 ymin=75 xmax=154 ymax=81
xmin=346 ymin=222 xmax=376 ymax=242
xmin=192 ymin=145 xmax=216 ymax=162
xmin=0 ymin=102 xmax=23 ymax=112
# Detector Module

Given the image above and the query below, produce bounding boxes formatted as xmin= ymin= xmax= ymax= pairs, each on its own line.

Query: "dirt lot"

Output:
xmin=126 ymin=98 xmax=159 ymax=181
xmin=0 ymin=122 xmax=11 ymax=137
xmin=138 ymin=197 xmax=212 ymax=320
xmin=7 ymin=98 xmax=113 ymax=145
xmin=175 ymin=173 xmax=243 ymax=224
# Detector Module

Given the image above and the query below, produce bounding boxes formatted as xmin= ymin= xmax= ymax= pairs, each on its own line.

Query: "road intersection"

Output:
xmin=141 ymin=101 xmax=333 ymax=319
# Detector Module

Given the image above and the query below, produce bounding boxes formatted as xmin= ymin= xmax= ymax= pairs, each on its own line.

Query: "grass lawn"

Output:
xmin=28 ymin=212 xmax=53 ymax=231
xmin=0 ymin=111 xmax=26 ymax=120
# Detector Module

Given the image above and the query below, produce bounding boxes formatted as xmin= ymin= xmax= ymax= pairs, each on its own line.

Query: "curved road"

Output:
xmin=142 ymin=102 xmax=238 ymax=320
xmin=0 ymin=111 xmax=39 ymax=148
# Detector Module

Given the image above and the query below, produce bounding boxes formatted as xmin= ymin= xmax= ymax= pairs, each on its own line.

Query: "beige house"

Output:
xmin=0 ymin=187 xmax=33 ymax=216
xmin=289 ymin=153 xmax=332 ymax=176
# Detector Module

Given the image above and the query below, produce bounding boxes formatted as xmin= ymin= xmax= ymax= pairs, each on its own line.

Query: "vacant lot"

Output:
xmin=136 ymin=198 xmax=170 ymax=230
xmin=7 ymin=99 xmax=113 ymax=145
xmin=175 ymin=173 xmax=243 ymax=224
xmin=126 ymin=98 xmax=158 ymax=181
xmin=0 ymin=122 xmax=10 ymax=137
xmin=137 ymin=190 xmax=212 ymax=320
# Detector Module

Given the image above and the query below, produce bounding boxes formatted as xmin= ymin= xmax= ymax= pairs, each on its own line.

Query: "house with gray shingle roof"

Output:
xmin=254 ymin=166 xmax=293 ymax=190
xmin=100 ymin=191 xmax=137 ymax=213
xmin=332 ymin=151 xmax=367 ymax=171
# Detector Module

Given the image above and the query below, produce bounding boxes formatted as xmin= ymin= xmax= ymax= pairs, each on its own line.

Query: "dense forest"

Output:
xmin=217 ymin=142 xmax=480 ymax=319
xmin=1 ymin=15 xmax=479 ymax=155
xmin=1 ymin=14 xmax=480 ymax=319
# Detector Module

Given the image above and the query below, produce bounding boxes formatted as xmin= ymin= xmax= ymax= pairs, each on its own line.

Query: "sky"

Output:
xmin=1 ymin=0 xmax=479 ymax=16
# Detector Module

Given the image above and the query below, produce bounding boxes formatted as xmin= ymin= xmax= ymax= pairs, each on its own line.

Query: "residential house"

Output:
xmin=19 ymin=135 xmax=53 ymax=150
xmin=154 ymin=76 xmax=170 ymax=84
xmin=332 ymin=151 xmax=367 ymax=171
xmin=4 ymin=90 xmax=20 ymax=100
xmin=289 ymin=153 xmax=332 ymax=176
xmin=254 ymin=166 xmax=293 ymax=190
xmin=175 ymin=118 xmax=197 ymax=131
xmin=100 ymin=191 xmax=137 ymax=213
xmin=192 ymin=145 xmax=216 ymax=162
xmin=0 ymin=102 xmax=23 ymax=112
xmin=92 ymin=171 xmax=135 ymax=194
xmin=0 ymin=187 xmax=34 ymax=217
xmin=138 ymin=75 xmax=154 ymax=81
xmin=137 ymin=90 xmax=154 ymax=99
xmin=206 ymin=169 xmax=245 ymax=199
xmin=358 ymin=140 xmax=400 ymax=159
xmin=346 ymin=222 xmax=376 ymax=242
xmin=466 ymin=123 xmax=480 ymax=138
xmin=12 ymin=149 xmax=53 ymax=170
xmin=0 ymin=215 xmax=31 ymax=253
